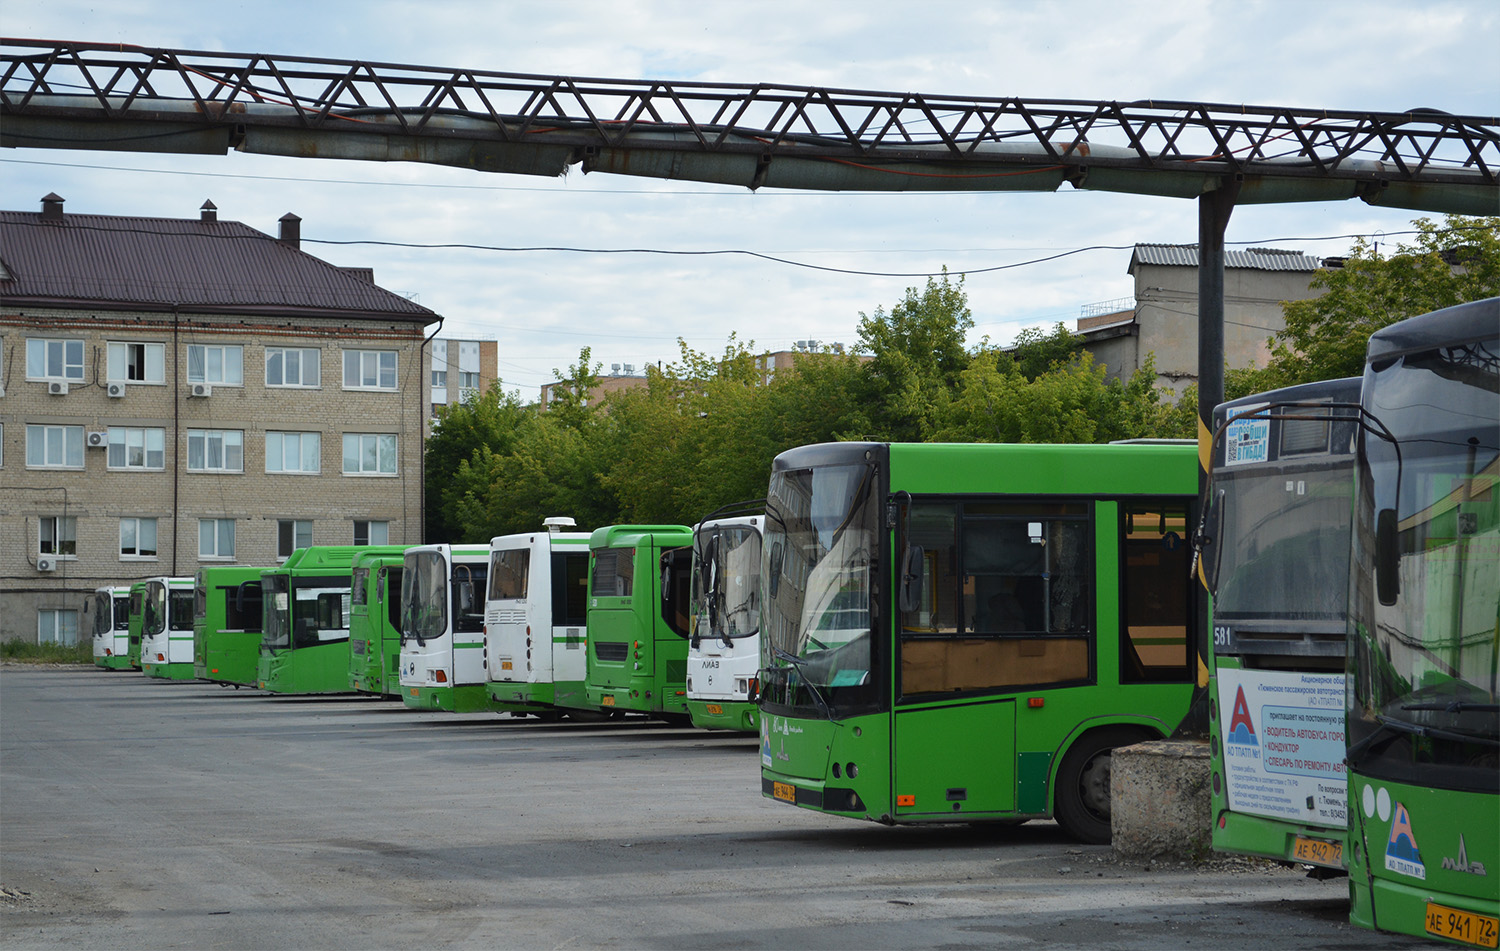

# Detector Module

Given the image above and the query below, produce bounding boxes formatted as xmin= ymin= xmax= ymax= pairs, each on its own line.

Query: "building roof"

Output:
xmin=1130 ymin=244 xmax=1323 ymax=272
xmin=0 ymin=200 xmax=438 ymax=322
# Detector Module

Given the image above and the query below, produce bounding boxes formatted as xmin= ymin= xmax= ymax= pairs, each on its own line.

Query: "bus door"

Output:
xmin=893 ymin=499 xmax=1094 ymax=817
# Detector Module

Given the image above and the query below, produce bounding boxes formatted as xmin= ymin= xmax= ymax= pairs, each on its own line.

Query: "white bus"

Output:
xmin=139 ymin=576 xmax=195 ymax=680
xmin=686 ymin=508 xmax=763 ymax=732
xmin=484 ymin=518 xmax=592 ymax=716
xmin=399 ymin=544 xmax=491 ymax=712
xmin=88 ymin=585 xmax=132 ymax=669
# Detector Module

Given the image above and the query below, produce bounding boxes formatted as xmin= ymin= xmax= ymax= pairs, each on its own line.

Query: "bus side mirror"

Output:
xmin=1375 ymin=508 xmax=1400 ymax=606
xmin=898 ymin=544 xmax=925 ymax=614
xmin=456 ymin=581 xmax=474 ymax=616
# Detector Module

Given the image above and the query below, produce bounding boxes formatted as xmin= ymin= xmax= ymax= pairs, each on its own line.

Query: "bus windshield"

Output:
xmin=401 ymin=550 xmax=448 ymax=643
xmin=762 ymin=463 xmax=878 ymax=717
xmin=1349 ymin=332 xmax=1500 ymax=794
xmin=694 ymin=525 xmax=762 ymax=642
xmin=143 ymin=582 xmax=168 ymax=637
xmin=1213 ymin=460 xmax=1352 ymax=624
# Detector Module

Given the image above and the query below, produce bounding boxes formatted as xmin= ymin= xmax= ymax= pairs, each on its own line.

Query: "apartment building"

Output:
xmin=429 ymin=337 xmax=498 ymax=420
xmin=0 ymin=195 xmax=440 ymax=645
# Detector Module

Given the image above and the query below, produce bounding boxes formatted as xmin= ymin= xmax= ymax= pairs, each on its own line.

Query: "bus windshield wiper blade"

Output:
xmin=1401 ymin=700 xmax=1500 ymax=713
xmin=772 ymin=646 xmax=834 ymax=721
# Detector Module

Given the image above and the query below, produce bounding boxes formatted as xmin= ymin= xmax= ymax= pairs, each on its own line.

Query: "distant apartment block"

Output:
xmin=430 ymin=337 xmax=498 ymax=421
xmin=0 ymin=194 xmax=440 ymax=645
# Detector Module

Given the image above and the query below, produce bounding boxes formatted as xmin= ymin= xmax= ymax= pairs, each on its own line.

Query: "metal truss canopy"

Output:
xmin=2 ymin=39 xmax=1498 ymax=214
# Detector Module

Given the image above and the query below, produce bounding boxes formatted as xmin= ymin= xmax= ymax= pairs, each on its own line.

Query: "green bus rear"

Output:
xmin=348 ymin=551 xmax=406 ymax=696
xmin=194 ymin=566 xmax=266 ymax=687
xmin=583 ymin=525 xmax=695 ymax=720
xmin=758 ymin=441 xmax=1198 ymax=842
xmin=257 ymin=545 xmax=409 ymax=695
xmin=1345 ymin=299 xmax=1498 ymax=947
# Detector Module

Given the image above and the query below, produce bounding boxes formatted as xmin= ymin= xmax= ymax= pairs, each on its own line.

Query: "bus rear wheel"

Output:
xmin=1054 ymin=727 xmax=1148 ymax=845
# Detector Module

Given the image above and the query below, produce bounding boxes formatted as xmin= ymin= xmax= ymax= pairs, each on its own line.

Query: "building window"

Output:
xmin=266 ymin=347 xmax=321 ymax=387
xmin=120 ymin=517 xmax=159 ymax=559
xmin=38 ymin=609 xmax=80 ymax=646
xmin=26 ymin=424 xmax=84 ymax=469
xmin=40 ymin=515 xmax=78 ymax=557
xmin=187 ymin=429 xmax=244 ymax=473
xmin=342 ymin=433 xmax=397 ymax=475
xmin=107 ymin=427 xmax=166 ymax=470
xmin=459 ymin=371 xmax=480 ymax=389
xmin=354 ymin=520 xmax=389 ymax=545
xmin=431 ymin=369 xmax=448 ymax=387
xmin=278 ymin=519 xmax=314 ymax=558
xmin=199 ymin=518 xmax=236 ymax=559
xmin=26 ymin=338 xmax=85 ymax=381
xmin=107 ymin=341 xmax=166 ymax=384
xmin=344 ymin=350 xmax=397 ymax=390
xmin=265 ymin=431 xmax=321 ymax=474
xmin=187 ymin=344 xmax=244 ymax=386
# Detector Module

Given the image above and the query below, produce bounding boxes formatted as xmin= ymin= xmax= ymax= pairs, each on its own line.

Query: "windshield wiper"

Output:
xmin=772 ymin=646 xmax=834 ymax=721
xmin=1349 ymin=714 xmax=1500 ymax=763
xmin=1402 ymin=700 xmax=1500 ymax=713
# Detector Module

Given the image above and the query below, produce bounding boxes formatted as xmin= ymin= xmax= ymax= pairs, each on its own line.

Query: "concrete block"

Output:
xmin=1111 ymin=738 xmax=1211 ymax=861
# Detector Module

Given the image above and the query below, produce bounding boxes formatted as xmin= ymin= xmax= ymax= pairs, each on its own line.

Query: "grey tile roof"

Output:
xmin=1131 ymin=244 xmax=1323 ymax=272
xmin=0 ymin=208 xmax=437 ymax=321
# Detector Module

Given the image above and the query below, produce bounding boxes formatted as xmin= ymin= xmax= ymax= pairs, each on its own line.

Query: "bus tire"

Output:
xmin=1053 ymin=727 xmax=1150 ymax=845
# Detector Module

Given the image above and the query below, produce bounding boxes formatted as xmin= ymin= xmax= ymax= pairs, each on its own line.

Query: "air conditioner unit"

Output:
xmin=86 ymin=431 xmax=109 ymax=449
xmin=107 ymin=382 xmax=127 ymax=398
xmin=37 ymin=556 xmax=57 ymax=572
xmin=48 ymin=380 xmax=69 ymax=395
xmin=189 ymin=383 xmax=212 ymax=398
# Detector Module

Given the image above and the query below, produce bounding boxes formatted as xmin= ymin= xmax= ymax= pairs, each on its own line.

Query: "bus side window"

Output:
xmin=1120 ymin=501 xmax=1194 ymax=683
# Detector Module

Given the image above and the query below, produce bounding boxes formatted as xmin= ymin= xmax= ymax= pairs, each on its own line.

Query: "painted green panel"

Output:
xmin=895 ymin=701 xmax=1016 ymax=816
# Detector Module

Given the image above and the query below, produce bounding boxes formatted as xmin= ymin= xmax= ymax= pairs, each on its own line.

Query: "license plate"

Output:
xmin=1427 ymin=903 xmax=1499 ymax=948
xmin=601 ymin=695 xmax=615 ymax=706
xmin=705 ymin=703 xmax=724 ymax=715
xmin=772 ymin=781 xmax=797 ymax=804
xmin=1290 ymin=836 xmax=1343 ymax=868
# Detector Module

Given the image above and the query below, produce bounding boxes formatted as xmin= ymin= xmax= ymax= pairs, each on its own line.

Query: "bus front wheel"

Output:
xmin=1054 ymin=727 xmax=1149 ymax=845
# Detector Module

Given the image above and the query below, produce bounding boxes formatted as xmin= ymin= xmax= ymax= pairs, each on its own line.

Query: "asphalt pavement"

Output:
xmin=0 ymin=666 xmax=1440 ymax=950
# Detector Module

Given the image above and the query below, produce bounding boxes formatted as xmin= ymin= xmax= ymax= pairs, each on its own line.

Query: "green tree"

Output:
xmin=1006 ymin=322 xmax=1085 ymax=381
xmin=1266 ymin=214 xmax=1500 ymax=386
xmin=423 ymin=385 xmax=529 ymax=543
xmin=856 ymin=269 xmax=974 ymax=441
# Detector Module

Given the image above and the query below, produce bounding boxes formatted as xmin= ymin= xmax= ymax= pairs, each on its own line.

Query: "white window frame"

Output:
xmin=431 ymin=369 xmax=448 ymax=387
xmin=265 ymin=431 xmax=321 ymax=474
xmin=354 ymin=520 xmax=389 ymax=546
xmin=106 ymin=341 xmax=166 ymax=385
xmin=26 ymin=424 xmax=85 ymax=469
xmin=459 ymin=370 xmax=480 ymax=389
xmin=343 ymin=349 xmax=398 ymax=391
xmin=265 ymin=347 xmax=321 ymax=388
xmin=187 ymin=429 xmax=244 ymax=473
xmin=187 ymin=344 xmax=244 ymax=386
xmin=39 ymin=515 xmax=78 ymax=559
xmin=199 ymin=518 xmax=236 ymax=560
xmin=107 ymin=426 xmax=166 ymax=471
xmin=26 ymin=337 xmax=86 ymax=382
xmin=278 ymin=519 xmax=314 ymax=558
xmin=38 ymin=609 xmax=80 ymax=646
xmin=120 ymin=517 xmax=160 ymax=560
xmin=342 ymin=433 xmax=398 ymax=476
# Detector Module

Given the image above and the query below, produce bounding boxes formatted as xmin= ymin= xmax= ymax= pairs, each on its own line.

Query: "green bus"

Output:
xmin=399 ymin=544 xmax=492 ymax=712
xmin=257 ymin=545 xmax=409 ymax=695
xmin=1346 ymin=298 xmax=1497 ymax=947
xmin=757 ymin=441 xmax=1198 ymax=843
xmin=348 ymin=549 xmax=407 ymax=696
xmin=194 ymin=565 xmax=265 ymax=687
xmin=583 ymin=525 xmax=695 ymax=720
xmin=87 ymin=585 xmax=132 ymax=669
xmin=1201 ymin=377 xmax=1362 ymax=871
xmin=140 ymin=577 xmax=196 ymax=680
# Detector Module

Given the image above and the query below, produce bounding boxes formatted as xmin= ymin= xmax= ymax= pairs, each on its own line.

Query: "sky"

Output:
xmin=4 ymin=1 xmax=1498 ymax=399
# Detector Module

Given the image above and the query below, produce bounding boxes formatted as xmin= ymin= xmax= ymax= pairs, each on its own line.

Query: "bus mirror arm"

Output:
xmin=746 ymin=674 xmax=761 ymax=705
xmin=1375 ymin=508 xmax=1400 ymax=605
xmin=898 ymin=545 xmax=925 ymax=614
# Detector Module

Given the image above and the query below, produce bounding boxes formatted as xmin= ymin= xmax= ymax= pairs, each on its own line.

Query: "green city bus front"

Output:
xmin=1346 ymin=301 xmax=1498 ymax=948
xmin=758 ymin=441 xmax=1198 ymax=843
xmin=140 ymin=577 xmax=196 ymax=680
xmin=91 ymin=586 xmax=132 ymax=669
xmin=400 ymin=545 xmax=494 ymax=712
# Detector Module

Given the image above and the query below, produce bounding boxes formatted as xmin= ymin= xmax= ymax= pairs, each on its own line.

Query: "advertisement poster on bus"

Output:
xmin=1217 ymin=667 xmax=1347 ymax=826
